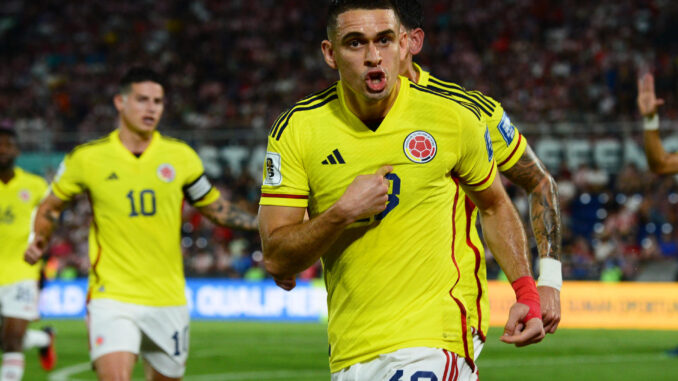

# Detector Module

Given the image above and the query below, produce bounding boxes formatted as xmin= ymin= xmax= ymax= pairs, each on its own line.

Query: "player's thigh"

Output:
xmin=143 ymin=360 xmax=182 ymax=381
xmin=331 ymin=347 xmax=478 ymax=381
xmin=0 ymin=280 xmax=40 ymax=321
xmin=88 ymin=299 xmax=142 ymax=363
xmin=137 ymin=305 xmax=189 ymax=379
xmin=94 ymin=351 xmax=137 ymax=381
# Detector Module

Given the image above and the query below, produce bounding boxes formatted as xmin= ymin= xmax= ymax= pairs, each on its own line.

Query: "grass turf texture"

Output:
xmin=18 ymin=320 xmax=678 ymax=380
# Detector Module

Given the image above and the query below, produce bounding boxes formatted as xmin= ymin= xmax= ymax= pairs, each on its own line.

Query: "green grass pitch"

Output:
xmin=19 ymin=320 xmax=678 ymax=380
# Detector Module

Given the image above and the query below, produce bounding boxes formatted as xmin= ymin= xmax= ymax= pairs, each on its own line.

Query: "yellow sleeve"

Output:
xmin=260 ymin=115 xmax=309 ymax=208
xmin=486 ymin=102 xmax=526 ymax=171
xmin=453 ymin=113 xmax=497 ymax=192
xmin=51 ymin=152 xmax=85 ymax=201
xmin=182 ymin=146 xmax=220 ymax=207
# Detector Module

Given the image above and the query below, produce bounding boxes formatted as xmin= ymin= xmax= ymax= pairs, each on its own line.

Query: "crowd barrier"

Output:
xmin=39 ymin=279 xmax=678 ymax=329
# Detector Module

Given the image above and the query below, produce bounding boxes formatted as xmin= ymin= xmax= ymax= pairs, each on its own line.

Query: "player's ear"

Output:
xmin=113 ymin=94 xmax=124 ymax=112
xmin=409 ymin=28 xmax=425 ymax=55
xmin=321 ymin=40 xmax=338 ymax=70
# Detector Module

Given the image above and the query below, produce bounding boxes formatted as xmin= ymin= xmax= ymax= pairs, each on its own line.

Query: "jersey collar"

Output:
xmin=413 ymin=62 xmax=431 ymax=87
xmin=0 ymin=167 xmax=21 ymax=187
xmin=111 ymin=129 xmax=160 ymax=160
xmin=337 ymin=76 xmax=409 ymax=133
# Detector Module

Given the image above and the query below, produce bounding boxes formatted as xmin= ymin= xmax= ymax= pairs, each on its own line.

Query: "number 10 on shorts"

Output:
xmin=171 ymin=326 xmax=189 ymax=356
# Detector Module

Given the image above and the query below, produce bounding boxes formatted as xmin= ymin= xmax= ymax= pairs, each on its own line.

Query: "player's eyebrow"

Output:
xmin=341 ymin=29 xmax=396 ymax=44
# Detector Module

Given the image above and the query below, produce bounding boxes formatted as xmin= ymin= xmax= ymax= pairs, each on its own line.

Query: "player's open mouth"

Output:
xmin=142 ymin=117 xmax=156 ymax=126
xmin=365 ymin=70 xmax=386 ymax=93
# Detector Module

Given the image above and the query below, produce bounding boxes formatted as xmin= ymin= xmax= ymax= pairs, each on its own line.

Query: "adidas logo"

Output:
xmin=321 ymin=149 xmax=345 ymax=165
xmin=106 ymin=172 xmax=119 ymax=180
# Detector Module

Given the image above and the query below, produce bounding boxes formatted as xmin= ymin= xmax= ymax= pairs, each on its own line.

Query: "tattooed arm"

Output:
xmin=502 ymin=144 xmax=562 ymax=333
xmin=197 ymin=197 xmax=258 ymax=231
xmin=25 ymin=193 xmax=67 ymax=264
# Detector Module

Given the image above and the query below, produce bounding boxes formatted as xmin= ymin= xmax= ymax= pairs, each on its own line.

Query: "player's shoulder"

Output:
xmin=66 ymin=134 xmax=112 ymax=159
xmin=409 ymin=80 xmax=483 ymax=122
xmin=15 ymin=167 xmax=48 ymax=188
xmin=268 ymin=82 xmax=340 ymax=141
xmin=423 ymin=74 xmax=502 ymax=119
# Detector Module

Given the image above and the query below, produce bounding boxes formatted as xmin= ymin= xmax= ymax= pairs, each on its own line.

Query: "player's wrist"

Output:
xmin=643 ymin=113 xmax=659 ymax=131
xmin=537 ymin=257 xmax=562 ymax=291
xmin=511 ymin=276 xmax=541 ymax=323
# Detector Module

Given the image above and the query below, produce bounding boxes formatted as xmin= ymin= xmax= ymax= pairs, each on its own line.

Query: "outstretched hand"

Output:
xmin=637 ymin=73 xmax=665 ymax=117
xmin=500 ymin=302 xmax=545 ymax=347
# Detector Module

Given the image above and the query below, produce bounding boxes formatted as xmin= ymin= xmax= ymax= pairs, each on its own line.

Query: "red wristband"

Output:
xmin=511 ymin=276 xmax=541 ymax=324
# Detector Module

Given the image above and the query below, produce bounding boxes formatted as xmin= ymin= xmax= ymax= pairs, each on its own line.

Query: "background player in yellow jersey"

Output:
xmin=0 ymin=127 xmax=56 ymax=380
xmin=259 ymin=1 xmax=545 ymax=380
xmin=24 ymin=67 xmax=258 ymax=381
xmin=394 ymin=0 xmax=562 ymax=359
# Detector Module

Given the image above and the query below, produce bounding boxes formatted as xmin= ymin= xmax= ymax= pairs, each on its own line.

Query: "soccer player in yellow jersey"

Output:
xmin=394 ymin=0 xmax=562 ymax=360
xmin=258 ymin=1 xmax=545 ymax=380
xmin=24 ymin=67 xmax=258 ymax=381
xmin=0 ymin=127 xmax=56 ymax=380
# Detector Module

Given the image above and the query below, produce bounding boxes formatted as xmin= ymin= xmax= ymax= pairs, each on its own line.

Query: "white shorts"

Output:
xmin=0 ymin=280 xmax=39 ymax=321
xmin=472 ymin=332 xmax=485 ymax=362
xmin=87 ymin=298 xmax=189 ymax=378
xmin=331 ymin=347 xmax=478 ymax=381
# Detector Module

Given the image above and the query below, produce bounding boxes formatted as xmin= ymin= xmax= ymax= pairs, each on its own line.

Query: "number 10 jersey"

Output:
xmin=52 ymin=130 xmax=218 ymax=306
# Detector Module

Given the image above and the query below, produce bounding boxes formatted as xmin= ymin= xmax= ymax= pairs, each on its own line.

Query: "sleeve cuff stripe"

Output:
xmin=497 ymin=133 xmax=524 ymax=168
xmin=261 ymin=193 xmax=309 ymax=200
xmin=465 ymin=163 xmax=496 ymax=187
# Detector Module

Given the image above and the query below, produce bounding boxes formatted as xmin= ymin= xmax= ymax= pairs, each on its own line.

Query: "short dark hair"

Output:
xmin=119 ymin=66 xmax=165 ymax=94
xmin=326 ymin=0 xmax=398 ymax=38
xmin=394 ymin=0 xmax=423 ymax=30
xmin=0 ymin=127 xmax=17 ymax=140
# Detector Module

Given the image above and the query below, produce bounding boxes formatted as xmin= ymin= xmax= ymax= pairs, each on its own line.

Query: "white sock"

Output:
xmin=21 ymin=329 xmax=50 ymax=350
xmin=0 ymin=352 xmax=25 ymax=381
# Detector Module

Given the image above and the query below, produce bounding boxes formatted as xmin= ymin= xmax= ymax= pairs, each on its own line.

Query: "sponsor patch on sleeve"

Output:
xmin=497 ymin=112 xmax=516 ymax=146
xmin=485 ymin=127 xmax=494 ymax=162
xmin=263 ymin=152 xmax=282 ymax=186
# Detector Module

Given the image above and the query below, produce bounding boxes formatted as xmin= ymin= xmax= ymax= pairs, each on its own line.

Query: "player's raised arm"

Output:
xmin=196 ymin=197 xmax=258 ymax=231
xmin=25 ymin=193 xmax=67 ymax=265
xmin=637 ymin=73 xmax=678 ymax=174
xmin=501 ymin=145 xmax=562 ymax=333
xmin=259 ymin=165 xmax=392 ymax=281
xmin=461 ymin=177 xmax=545 ymax=347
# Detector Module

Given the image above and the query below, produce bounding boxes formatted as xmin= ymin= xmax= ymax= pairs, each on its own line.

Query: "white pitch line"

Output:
xmin=47 ymin=362 xmax=91 ymax=381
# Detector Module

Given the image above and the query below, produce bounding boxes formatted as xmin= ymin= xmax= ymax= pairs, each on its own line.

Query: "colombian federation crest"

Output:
xmin=403 ymin=131 xmax=437 ymax=164
xmin=157 ymin=163 xmax=176 ymax=183
xmin=18 ymin=189 xmax=31 ymax=202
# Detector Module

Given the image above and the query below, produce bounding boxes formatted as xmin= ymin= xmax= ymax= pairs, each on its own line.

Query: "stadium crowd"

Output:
xmin=2 ymin=0 xmax=678 ymax=281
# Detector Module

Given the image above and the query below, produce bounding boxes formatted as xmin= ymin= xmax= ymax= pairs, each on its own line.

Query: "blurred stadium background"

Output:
xmin=2 ymin=0 xmax=678 ymax=380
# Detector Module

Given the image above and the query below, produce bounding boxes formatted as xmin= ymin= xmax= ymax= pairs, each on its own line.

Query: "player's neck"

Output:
xmin=0 ymin=167 xmax=15 ymax=184
xmin=402 ymin=60 xmax=419 ymax=83
xmin=343 ymin=78 xmax=401 ymax=123
xmin=118 ymin=125 xmax=154 ymax=155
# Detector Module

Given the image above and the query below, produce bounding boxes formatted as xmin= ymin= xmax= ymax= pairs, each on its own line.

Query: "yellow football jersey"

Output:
xmin=415 ymin=63 xmax=527 ymax=339
xmin=261 ymin=78 xmax=497 ymax=371
xmin=0 ymin=168 xmax=48 ymax=285
xmin=51 ymin=130 xmax=219 ymax=306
